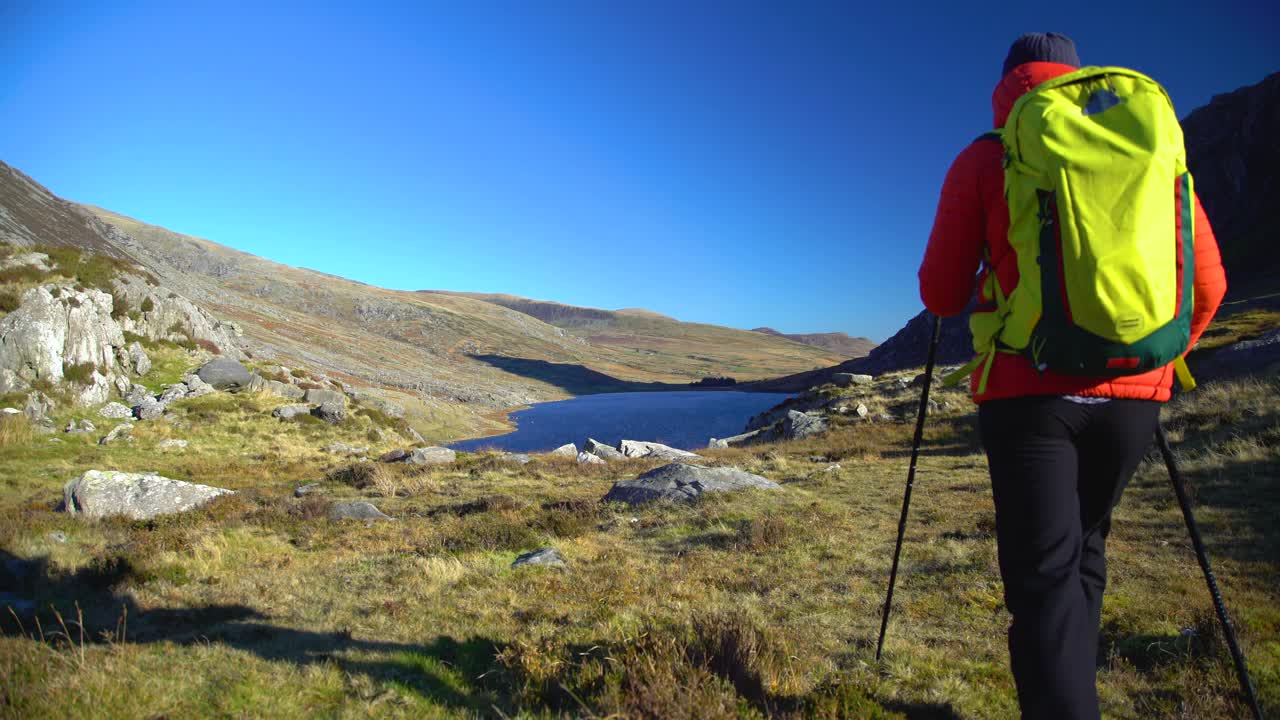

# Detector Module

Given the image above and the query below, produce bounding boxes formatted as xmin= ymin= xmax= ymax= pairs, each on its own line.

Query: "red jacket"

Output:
xmin=919 ymin=62 xmax=1228 ymax=404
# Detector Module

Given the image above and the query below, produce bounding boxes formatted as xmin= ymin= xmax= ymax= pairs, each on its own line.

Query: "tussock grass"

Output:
xmin=0 ymin=414 xmax=34 ymax=448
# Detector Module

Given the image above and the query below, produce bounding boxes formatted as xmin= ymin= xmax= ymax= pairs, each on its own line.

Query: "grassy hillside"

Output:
xmin=423 ymin=290 xmax=850 ymax=380
xmin=1 ymin=347 xmax=1275 ymax=718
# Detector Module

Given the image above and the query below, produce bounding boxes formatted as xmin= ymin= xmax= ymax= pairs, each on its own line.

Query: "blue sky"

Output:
xmin=2 ymin=1 xmax=1276 ymax=340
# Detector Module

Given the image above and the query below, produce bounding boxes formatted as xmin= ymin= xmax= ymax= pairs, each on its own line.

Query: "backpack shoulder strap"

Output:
xmin=974 ymin=130 xmax=1003 ymax=144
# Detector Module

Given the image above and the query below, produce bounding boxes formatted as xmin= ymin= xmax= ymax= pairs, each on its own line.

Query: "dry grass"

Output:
xmin=0 ymin=414 xmax=35 ymax=448
xmin=0 ymin=362 xmax=1276 ymax=718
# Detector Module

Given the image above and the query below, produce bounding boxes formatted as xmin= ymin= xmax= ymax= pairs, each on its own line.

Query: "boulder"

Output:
xmin=195 ymin=357 xmax=252 ymax=391
xmin=61 ymin=470 xmax=233 ymax=519
xmin=379 ymin=448 xmax=409 ymax=463
xmin=577 ymin=451 xmax=606 ymax=465
xmin=303 ymin=388 xmax=345 ymax=406
xmin=158 ymin=439 xmax=188 ymax=450
xmin=512 ymin=548 xmax=567 ymax=568
xmin=619 ymin=439 xmax=700 ymax=460
xmin=133 ymin=397 xmax=165 ymax=421
xmin=603 ymin=463 xmax=782 ymax=505
xmin=98 ymin=402 xmax=133 ymax=419
xmin=405 ymin=446 xmax=456 ymax=465
xmin=293 ymin=483 xmax=322 ymax=498
xmin=23 ymin=391 xmax=54 ymax=424
xmin=832 ymin=373 xmax=874 ymax=388
xmin=583 ymin=438 xmax=625 ymax=460
xmin=0 ymin=286 xmax=126 ymax=406
xmin=550 ymin=443 xmax=578 ymax=457
xmin=855 ymin=403 xmax=870 ymax=419
xmin=272 ymin=403 xmax=312 ymax=420
xmin=501 ymin=453 xmax=532 ymax=465
xmin=247 ymin=373 xmax=305 ymax=400
xmin=782 ymin=410 xmax=828 ymax=440
xmin=708 ymin=427 xmax=771 ymax=449
xmin=157 ymin=384 xmax=189 ymax=404
xmin=311 ymin=401 xmax=346 ymax=424
xmin=127 ymin=342 xmax=151 ymax=376
xmin=181 ymin=374 xmax=215 ymax=398
xmin=124 ymin=383 xmax=152 ymax=405
xmin=98 ymin=423 xmax=134 ymax=445
xmin=330 ymin=501 xmax=392 ymax=521
xmin=64 ymin=419 xmax=96 ymax=434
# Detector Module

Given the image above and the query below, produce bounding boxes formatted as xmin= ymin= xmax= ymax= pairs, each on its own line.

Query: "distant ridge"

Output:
xmin=751 ymin=327 xmax=876 ymax=358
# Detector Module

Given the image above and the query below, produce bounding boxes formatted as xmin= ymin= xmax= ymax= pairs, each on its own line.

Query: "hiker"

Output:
xmin=917 ymin=33 xmax=1227 ymax=719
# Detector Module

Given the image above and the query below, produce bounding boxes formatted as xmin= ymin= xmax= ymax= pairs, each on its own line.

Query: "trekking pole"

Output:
xmin=876 ymin=313 xmax=942 ymax=663
xmin=1156 ymin=425 xmax=1264 ymax=720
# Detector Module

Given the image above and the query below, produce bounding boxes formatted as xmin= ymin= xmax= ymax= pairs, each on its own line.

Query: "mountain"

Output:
xmin=0 ymin=160 xmax=846 ymax=439
xmin=1182 ymin=71 xmax=1280 ymax=289
xmin=750 ymin=327 xmax=876 ymax=358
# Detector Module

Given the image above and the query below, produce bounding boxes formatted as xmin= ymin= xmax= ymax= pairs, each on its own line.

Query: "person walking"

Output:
xmin=917 ymin=33 xmax=1228 ymax=719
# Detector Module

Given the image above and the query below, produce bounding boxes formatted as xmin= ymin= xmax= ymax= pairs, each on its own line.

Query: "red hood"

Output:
xmin=992 ymin=62 xmax=1079 ymax=127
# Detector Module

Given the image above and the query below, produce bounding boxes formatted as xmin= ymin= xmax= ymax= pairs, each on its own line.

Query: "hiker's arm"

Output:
xmin=919 ymin=144 xmax=986 ymax=316
xmin=1189 ymin=193 xmax=1227 ymax=348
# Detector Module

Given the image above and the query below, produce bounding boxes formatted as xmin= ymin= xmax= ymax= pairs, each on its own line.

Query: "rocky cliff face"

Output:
xmin=1182 ymin=72 xmax=1280 ymax=285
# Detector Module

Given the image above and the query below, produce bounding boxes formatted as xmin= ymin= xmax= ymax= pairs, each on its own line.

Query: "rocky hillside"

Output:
xmin=0 ymin=160 xmax=851 ymax=441
xmin=1183 ymin=71 xmax=1280 ymax=287
xmin=751 ymin=327 xmax=876 ymax=358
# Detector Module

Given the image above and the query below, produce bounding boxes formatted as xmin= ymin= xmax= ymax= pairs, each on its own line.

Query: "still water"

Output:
xmin=448 ymin=390 xmax=792 ymax=453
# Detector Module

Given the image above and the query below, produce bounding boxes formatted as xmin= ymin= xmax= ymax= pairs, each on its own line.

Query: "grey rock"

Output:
xmin=603 ymin=463 xmax=782 ymax=505
xmin=783 ymin=410 xmax=828 ymax=440
xmin=708 ymin=427 xmax=772 ymax=449
xmin=294 ymin=483 xmax=322 ymax=497
xmin=832 ymin=373 xmax=874 ymax=387
xmin=98 ymin=402 xmax=133 ymax=419
xmin=855 ymin=403 xmax=870 ymax=419
xmin=247 ymin=373 xmax=305 ymax=400
xmin=272 ymin=403 xmax=312 ymax=420
xmin=133 ymin=396 xmax=165 ymax=420
xmin=24 ymin=391 xmax=54 ymax=423
xmin=577 ymin=451 xmax=606 ymax=465
xmin=124 ymin=383 xmax=152 ymax=406
xmin=158 ymin=384 xmax=189 ymax=404
xmin=127 ymin=342 xmax=151 ymax=376
xmin=550 ymin=443 xmax=578 ymax=457
xmin=112 ymin=373 xmax=132 ymax=396
xmin=619 ymin=439 xmax=701 ymax=460
xmin=0 ymin=407 xmax=19 ymax=416
xmin=583 ymin=438 xmax=625 ymax=460
xmin=0 ymin=286 xmax=126 ymax=406
xmin=64 ymin=419 xmax=96 ymax=434
xmin=325 ymin=442 xmax=369 ymax=456
xmin=0 ymin=251 xmax=52 ymax=272
xmin=47 ymin=531 xmax=68 ymax=544
xmin=310 ymin=401 xmax=346 ymax=424
xmin=195 ymin=357 xmax=252 ymax=391
xmin=98 ymin=423 xmax=134 ymax=445
xmin=303 ymin=388 xmax=345 ymax=406
xmin=379 ymin=448 xmax=409 ymax=463
xmin=61 ymin=470 xmax=233 ymax=519
xmin=347 ymin=390 xmax=406 ymax=418
xmin=330 ymin=501 xmax=392 ymax=521
xmin=158 ymin=439 xmax=189 ymax=450
xmin=512 ymin=548 xmax=567 ymax=568
xmin=502 ymin=453 xmax=532 ymax=465
xmin=0 ymin=368 xmax=29 ymax=394
xmin=405 ymin=446 xmax=455 ymax=465
xmin=181 ymin=374 xmax=215 ymax=398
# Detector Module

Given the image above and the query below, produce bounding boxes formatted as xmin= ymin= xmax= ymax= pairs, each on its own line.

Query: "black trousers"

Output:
xmin=978 ymin=396 xmax=1160 ymax=720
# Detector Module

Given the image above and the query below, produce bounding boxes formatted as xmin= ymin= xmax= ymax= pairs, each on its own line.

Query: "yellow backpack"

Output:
xmin=949 ymin=67 xmax=1197 ymax=393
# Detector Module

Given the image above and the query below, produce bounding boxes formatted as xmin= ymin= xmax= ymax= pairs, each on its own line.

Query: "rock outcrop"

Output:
xmin=61 ymin=470 xmax=233 ymax=519
xmin=619 ymin=440 xmax=700 ymax=460
xmin=603 ymin=463 xmax=781 ymax=505
xmin=195 ymin=357 xmax=252 ymax=391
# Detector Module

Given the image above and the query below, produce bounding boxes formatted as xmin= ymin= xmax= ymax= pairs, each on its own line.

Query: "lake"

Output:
xmin=448 ymin=390 xmax=793 ymax=453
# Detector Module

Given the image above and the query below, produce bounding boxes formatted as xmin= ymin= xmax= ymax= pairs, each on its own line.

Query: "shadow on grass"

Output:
xmin=470 ymin=354 xmax=681 ymax=395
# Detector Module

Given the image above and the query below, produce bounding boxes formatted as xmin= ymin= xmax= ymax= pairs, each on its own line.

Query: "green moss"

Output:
xmin=140 ymin=296 xmax=155 ymax=312
xmin=0 ymin=289 xmax=19 ymax=313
